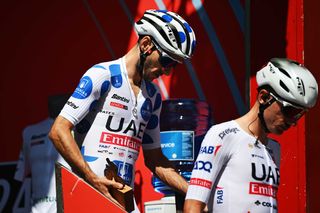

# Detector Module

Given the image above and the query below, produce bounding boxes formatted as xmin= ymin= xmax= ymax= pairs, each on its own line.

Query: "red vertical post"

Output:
xmin=284 ymin=0 xmax=306 ymax=211
xmin=304 ymin=0 xmax=320 ymax=212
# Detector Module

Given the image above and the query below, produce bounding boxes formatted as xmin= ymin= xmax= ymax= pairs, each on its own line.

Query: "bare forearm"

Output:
xmin=49 ymin=116 xmax=123 ymax=204
xmin=154 ymin=165 xmax=188 ymax=194
xmin=144 ymin=148 xmax=188 ymax=194
xmin=49 ymin=117 xmax=96 ymax=181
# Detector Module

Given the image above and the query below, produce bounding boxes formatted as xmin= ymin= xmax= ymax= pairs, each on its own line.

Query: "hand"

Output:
xmin=87 ymin=174 xmax=124 ymax=205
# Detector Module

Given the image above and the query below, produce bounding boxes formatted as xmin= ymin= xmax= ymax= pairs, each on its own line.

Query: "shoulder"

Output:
xmin=83 ymin=58 xmax=123 ymax=78
xmin=76 ymin=59 xmax=124 ymax=95
xmin=206 ymin=120 xmax=240 ymax=139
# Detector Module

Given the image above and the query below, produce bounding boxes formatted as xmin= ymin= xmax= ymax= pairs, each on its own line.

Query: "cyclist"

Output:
xmin=49 ymin=9 xmax=196 ymax=212
xmin=184 ymin=58 xmax=318 ymax=213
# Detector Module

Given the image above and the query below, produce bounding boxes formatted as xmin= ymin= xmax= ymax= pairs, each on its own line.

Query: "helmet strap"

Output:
xmin=257 ymin=98 xmax=275 ymax=133
xmin=137 ymin=47 xmax=155 ymax=76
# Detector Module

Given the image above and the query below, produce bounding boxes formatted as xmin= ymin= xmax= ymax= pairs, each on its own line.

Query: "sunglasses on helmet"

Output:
xmin=152 ymin=42 xmax=179 ymax=69
xmin=269 ymin=92 xmax=307 ymax=120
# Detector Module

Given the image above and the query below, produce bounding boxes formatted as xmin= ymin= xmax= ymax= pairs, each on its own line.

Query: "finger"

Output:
xmin=114 ymin=176 xmax=126 ymax=187
xmin=102 ymin=177 xmax=124 ymax=189
xmin=111 ymin=180 xmax=125 ymax=189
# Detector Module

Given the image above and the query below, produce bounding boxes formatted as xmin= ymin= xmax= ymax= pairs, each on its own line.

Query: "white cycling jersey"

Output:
xmin=15 ymin=118 xmax=68 ymax=213
xmin=59 ymin=57 xmax=162 ymax=210
xmin=185 ymin=120 xmax=280 ymax=213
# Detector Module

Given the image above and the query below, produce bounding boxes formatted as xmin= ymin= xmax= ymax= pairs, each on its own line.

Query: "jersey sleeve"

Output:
xmin=59 ymin=64 xmax=111 ymax=125
xmin=185 ymin=125 xmax=233 ymax=204
xmin=14 ymin=127 xmax=32 ymax=181
xmin=141 ymin=84 xmax=162 ymax=150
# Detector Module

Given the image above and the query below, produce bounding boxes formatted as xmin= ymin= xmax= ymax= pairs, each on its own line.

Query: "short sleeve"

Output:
xmin=59 ymin=64 xmax=111 ymax=125
xmin=185 ymin=125 xmax=233 ymax=204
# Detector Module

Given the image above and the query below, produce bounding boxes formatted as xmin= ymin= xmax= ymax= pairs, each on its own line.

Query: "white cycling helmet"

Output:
xmin=256 ymin=58 xmax=318 ymax=108
xmin=135 ymin=9 xmax=196 ymax=60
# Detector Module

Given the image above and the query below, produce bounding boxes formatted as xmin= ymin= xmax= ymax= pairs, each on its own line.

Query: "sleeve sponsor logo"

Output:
xmin=66 ymin=100 xmax=79 ymax=109
xmin=189 ymin=178 xmax=212 ymax=189
xmin=72 ymin=76 xmax=92 ymax=99
xmin=249 ymin=182 xmax=278 ymax=198
xmin=199 ymin=145 xmax=221 ymax=155
xmin=218 ymin=127 xmax=240 ymax=140
xmin=100 ymin=132 xmax=141 ymax=151
xmin=216 ymin=188 xmax=224 ymax=204
xmin=193 ymin=160 xmax=212 ymax=173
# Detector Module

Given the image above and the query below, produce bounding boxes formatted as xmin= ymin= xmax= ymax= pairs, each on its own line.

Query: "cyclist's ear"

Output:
xmin=258 ymin=90 xmax=273 ymax=105
xmin=262 ymin=94 xmax=270 ymax=102
xmin=139 ymin=36 xmax=153 ymax=52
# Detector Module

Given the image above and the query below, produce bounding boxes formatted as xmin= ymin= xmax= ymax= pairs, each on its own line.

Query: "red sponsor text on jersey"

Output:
xmin=110 ymin=101 xmax=128 ymax=110
xmin=100 ymin=132 xmax=141 ymax=151
xmin=190 ymin=178 xmax=212 ymax=189
xmin=249 ymin=182 xmax=278 ymax=198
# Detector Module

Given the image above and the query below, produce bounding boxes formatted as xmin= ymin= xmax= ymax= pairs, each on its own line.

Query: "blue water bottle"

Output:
xmin=152 ymin=99 xmax=213 ymax=195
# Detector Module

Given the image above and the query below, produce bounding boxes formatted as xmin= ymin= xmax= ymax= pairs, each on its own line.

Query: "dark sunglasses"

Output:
xmin=152 ymin=42 xmax=179 ymax=69
xmin=269 ymin=92 xmax=307 ymax=120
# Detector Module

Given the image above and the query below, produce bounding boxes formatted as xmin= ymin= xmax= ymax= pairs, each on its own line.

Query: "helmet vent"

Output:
xmin=279 ymin=80 xmax=290 ymax=92
xmin=296 ymin=77 xmax=306 ymax=96
xmin=278 ymin=68 xmax=291 ymax=78
xmin=142 ymin=16 xmax=173 ymax=48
